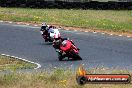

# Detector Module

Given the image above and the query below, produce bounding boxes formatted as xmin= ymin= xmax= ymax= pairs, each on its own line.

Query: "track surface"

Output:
xmin=0 ymin=22 xmax=132 ymax=70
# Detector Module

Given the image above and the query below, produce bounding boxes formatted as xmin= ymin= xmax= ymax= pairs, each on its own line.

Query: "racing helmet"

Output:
xmin=55 ymin=39 xmax=62 ymax=45
xmin=41 ymin=22 xmax=47 ymax=30
xmin=61 ymin=40 xmax=67 ymax=47
xmin=42 ymin=22 xmax=47 ymax=26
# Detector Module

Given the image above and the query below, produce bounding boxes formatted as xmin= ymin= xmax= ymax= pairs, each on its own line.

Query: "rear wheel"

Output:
xmin=70 ymin=51 xmax=82 ymax=60
xmin=74 ymin=54 xmax=82 ymax=60
xmin=49 ymin=39 xmax=53 ymax=42
xmin=59 ymin=57 xmax=63 ymax=61
xmin=45 ymin=39 xmax=48 ymax=42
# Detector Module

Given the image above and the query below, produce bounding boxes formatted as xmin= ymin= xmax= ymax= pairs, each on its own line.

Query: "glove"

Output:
xmin=56 ymin=49 xmax=62 ymax=53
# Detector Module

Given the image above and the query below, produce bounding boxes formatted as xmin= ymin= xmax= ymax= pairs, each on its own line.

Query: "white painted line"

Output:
xmin=1 ymin=54 xmax=41 ymax=69
xmin=26 ymin=24 xmax=29 ymax=25
xmin=119 ymin=35 xmax=122 ymax=36
xmin=17 ymin=23 xmax=20 ymax=24
xmin=66 ymin=29 xmax=69 ymax=30
xmin=14 ymin=57 xmax=19 ymax=59
xmin=54 ymin=67 xmax=57 ymax=69
xmin=0 ymin=20 xmax=3 ymax=22
xmin=110 ymin=34 xmax=113 ymax=36
xmin=5 ymin=55 xmax=10 ymax=57
xmin=127 ymin=36 xmax=131 ymax=38
xmin=18 ymin=58 xmax=22 ymax=59
xmin=19 ymin=58 xmax=41 ymax=69
xmin=74 ymin=30 xmax=77 ymax=32
xmin=1 ymin=54 xmax=6 ymax=56
xmin=34 ymin=25 xmax=38 ymax=27
xmin=34 ymin=63 xmax=41 ymax=69
xmin=9 ymin=21 xmax=12 ymax=23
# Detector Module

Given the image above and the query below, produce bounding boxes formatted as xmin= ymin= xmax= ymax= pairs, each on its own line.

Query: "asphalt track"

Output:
xmin=0 ymin=22 xmax=132 ymax=70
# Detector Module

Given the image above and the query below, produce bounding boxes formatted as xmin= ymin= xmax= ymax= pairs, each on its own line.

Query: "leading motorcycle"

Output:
xmin=40 ymin=28 xmax=61 ymax=42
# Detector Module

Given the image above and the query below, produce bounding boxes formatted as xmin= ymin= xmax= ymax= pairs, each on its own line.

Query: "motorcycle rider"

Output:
xmin=53 ymin=37 xmax=79 ymax=60
xmin=40 ymin=22 xmax=49 ymax=32
xmin=40 ymin=22 xmax=49 ymax=42
xmin=53 ymin=38 xmax=67 ymax=60
xmin=40 ymin=22 xmax=56 ymax=42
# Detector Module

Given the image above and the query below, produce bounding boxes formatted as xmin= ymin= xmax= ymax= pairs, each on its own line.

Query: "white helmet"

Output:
xmin=62 ymin=40 xmax=67 ymax=47
xmin=42 ymin=22 xmax=47 ymax=26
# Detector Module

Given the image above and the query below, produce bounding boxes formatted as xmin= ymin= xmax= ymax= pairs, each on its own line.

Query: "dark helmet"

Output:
xmin=55 ymin=39 xmax=62 ymax=46
xmin=41 ymin=22 xmax=48 ymax=30
xmin=42 ymin=22 xmax=47 ymax=26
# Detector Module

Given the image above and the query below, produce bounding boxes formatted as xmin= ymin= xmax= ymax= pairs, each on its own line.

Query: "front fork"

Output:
xmin=71 ymin=45 xmax=79 ymax=54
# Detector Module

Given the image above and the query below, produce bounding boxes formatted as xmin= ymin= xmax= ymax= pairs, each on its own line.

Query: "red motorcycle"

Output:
xmin=59 ymin=40 xmax=82 ymax=61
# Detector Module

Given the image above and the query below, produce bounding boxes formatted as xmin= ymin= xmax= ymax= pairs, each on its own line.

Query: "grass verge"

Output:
xmin=0 ymin=7 xmax=132 ymax=33
xmin=0 ymin=55 xmax=37 ymax=71
xmin=0 ymin=67 xmax=132 ymax=88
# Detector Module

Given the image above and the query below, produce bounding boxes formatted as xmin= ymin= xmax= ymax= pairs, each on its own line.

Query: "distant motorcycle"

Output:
xmin=40 ymin=28 xmax=61 ymax=42
xmin=59 ymin=40 xmax=82 ymax=61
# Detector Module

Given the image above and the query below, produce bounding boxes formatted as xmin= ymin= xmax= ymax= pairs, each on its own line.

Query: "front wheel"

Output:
xmin=74 ymin=54 xmax=82 ymax=60
xmin=58 ymin=52 xmax=63 ymax=61
xmin=59 ymin=57 xmax=63 ymax=61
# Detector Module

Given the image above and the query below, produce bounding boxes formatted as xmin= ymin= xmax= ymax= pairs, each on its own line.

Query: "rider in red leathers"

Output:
xmin=53 ymin=37 xmax=79 ymax=60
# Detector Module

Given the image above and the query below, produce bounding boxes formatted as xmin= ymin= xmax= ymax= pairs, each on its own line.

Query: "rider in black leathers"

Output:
xmin=40 ymin=23 xmax=55 ymax=42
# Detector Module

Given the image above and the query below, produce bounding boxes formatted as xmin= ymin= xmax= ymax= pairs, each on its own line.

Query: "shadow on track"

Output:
xmin=39 ymin=42 xmax=53 ymax=45
xmin=59 ymin=58 xmax=82 ymax=61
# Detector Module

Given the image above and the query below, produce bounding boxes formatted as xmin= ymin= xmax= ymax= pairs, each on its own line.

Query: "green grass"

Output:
xmin=0 ymin=68 xmax=132 ymax=88
xmin=0 ymin=55 xmax=37 ymax=71
xmin=0 ymin=7 xmax=132 ymax=33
